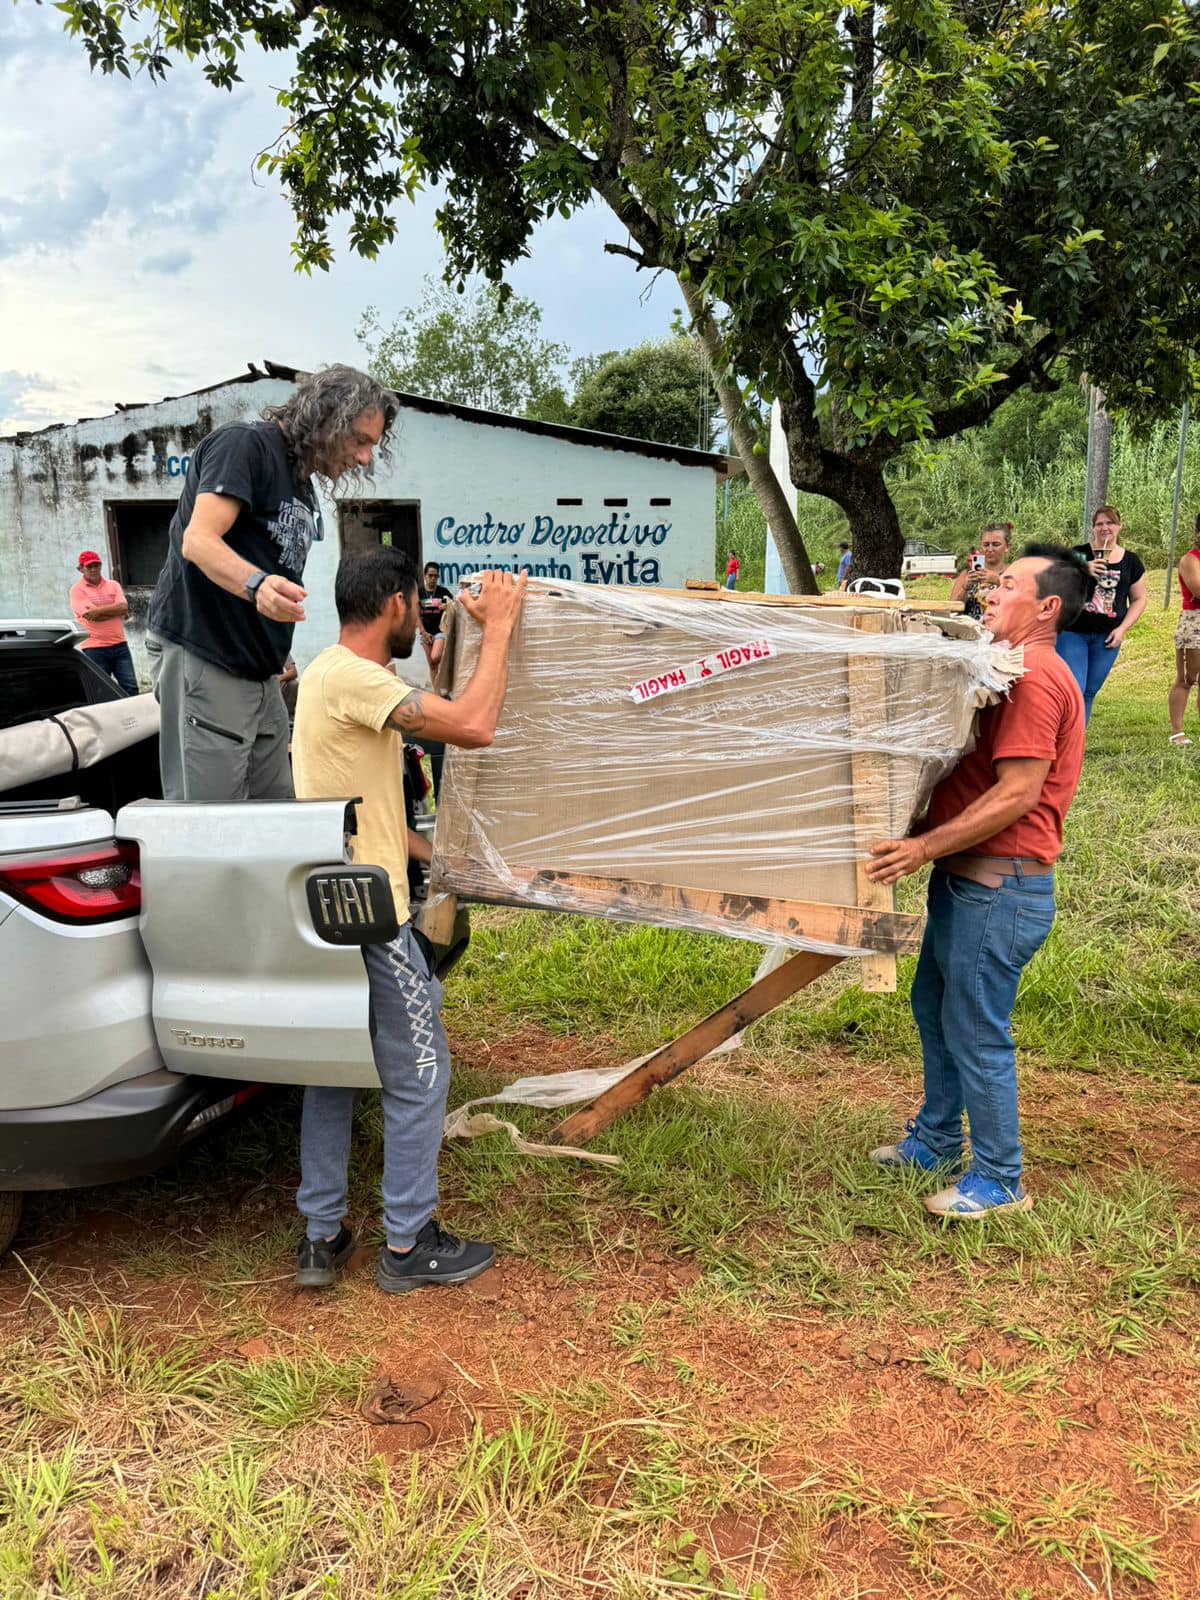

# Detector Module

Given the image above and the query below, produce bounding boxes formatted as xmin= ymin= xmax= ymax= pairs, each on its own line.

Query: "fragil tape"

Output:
xmin=629 ymin=640 xmax=777 ymax=704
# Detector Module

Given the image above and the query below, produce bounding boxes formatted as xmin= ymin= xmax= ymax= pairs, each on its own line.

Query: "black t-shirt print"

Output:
xmin=149 ymin=421 xmax=322 ymax=680
xmin=419 ymin=584 xmax=454 ymax=636
xmin=1069 ymin=545 xmax=1146 ymax=636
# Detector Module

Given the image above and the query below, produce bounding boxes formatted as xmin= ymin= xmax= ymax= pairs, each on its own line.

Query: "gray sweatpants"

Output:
xmin=148 ymin=635 xmax=292 ymax=801
xmin=297 ymin=925 xmax=451 ymax=1251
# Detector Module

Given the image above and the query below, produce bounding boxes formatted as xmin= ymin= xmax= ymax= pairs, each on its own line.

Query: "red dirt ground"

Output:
xmin=5 ymin=1022 xmax=1199 ymax=1596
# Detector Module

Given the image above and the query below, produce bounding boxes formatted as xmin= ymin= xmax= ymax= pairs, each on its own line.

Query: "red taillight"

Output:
xmin=0 ymin=842 xmax=141 ymax=924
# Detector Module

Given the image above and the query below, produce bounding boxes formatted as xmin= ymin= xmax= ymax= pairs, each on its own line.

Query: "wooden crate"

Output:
xmin=424 ymin=583 xmax=1006 ymax=994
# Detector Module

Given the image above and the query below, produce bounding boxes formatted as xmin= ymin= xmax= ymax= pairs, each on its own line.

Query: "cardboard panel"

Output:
xmin=431 ymin=582 xmax=1011 ymax=956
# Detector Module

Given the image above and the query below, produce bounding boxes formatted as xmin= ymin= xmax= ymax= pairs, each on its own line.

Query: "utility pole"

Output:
xmin=1165 ymin=401 xmax=1190 ymax=608
xmin=1082 ymin=383 xmax=1111 ymax=536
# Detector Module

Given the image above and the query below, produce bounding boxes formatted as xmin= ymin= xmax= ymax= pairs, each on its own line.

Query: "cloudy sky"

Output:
xmin=0 ymin=7 xmax=676 ymax=436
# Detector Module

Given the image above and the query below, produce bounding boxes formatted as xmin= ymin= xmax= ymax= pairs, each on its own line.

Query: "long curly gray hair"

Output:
xmin=262 ymin=364 xmax=398 ymax=490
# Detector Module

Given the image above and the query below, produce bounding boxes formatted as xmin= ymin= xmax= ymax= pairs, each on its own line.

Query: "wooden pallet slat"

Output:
xmin=433 ymin=859 xmax=923 ymax=956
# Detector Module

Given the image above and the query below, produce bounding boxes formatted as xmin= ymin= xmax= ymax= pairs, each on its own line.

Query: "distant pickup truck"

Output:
xmin=0 ymin=620 xmax=465 ymax=1256
xmin=901 ymin=540 xmax=957 ymax=578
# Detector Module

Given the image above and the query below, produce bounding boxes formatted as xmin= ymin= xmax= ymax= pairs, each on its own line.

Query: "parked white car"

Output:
xmin=0 ymin=620 xmax=464 ymax=1255
xmin=901 ymin=539 xmax=958 ymax=578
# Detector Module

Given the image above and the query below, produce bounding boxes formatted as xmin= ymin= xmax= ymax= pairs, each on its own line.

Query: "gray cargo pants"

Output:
xmin=297 ymin=925 xmax=452 ymax=1251
xmin=148 ymin=635 xmax=293 ymax=801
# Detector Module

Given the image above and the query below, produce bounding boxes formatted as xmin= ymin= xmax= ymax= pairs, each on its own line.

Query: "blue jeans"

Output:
xmin=297 ymin=925 xmax=451 ymax=1251
xmin=84 ymin=641 xmax=138 ymax=696
xmin=910 ymin=867 xmax=1055 ymax=1186
xmin=1056 ymin=629 xmax=1118 ymax=722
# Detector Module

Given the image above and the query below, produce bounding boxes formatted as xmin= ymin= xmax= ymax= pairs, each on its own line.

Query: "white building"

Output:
xmin=0 ymin=361 xmax=726 ymax=681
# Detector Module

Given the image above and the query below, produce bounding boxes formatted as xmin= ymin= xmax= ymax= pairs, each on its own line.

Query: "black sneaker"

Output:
xmin=376 ymin=1218 xmax=495 ymax=1295
xmin=295 ymin=1224 xmax=356 ymax=1288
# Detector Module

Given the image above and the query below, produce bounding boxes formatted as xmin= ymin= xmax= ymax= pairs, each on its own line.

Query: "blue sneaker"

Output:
xmin=923 ymin=1169 xmax=1032 ymax=1220
xmin=870 ymin=1122 xmax=960 ymax=1173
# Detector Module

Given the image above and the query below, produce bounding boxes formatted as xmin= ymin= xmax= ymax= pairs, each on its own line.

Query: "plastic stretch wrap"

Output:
xmin=430 ymin=581 xmax=1021 ymax=958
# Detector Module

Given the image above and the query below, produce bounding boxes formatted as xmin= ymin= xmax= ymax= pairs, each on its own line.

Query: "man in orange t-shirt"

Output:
xmin=68 ymin=551 xmax=138 ymax=695
xmin=865 ymin=544 xmax=1093 ymax=1219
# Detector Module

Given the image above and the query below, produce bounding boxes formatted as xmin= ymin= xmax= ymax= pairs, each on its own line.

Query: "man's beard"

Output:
xmin=389 ymin=622 xmax=417 ymax=659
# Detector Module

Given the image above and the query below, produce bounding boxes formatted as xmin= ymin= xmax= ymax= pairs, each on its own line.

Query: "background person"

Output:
xmin=418 ymin=561 xmax=453 ymax=637
xmin=68 ymin=551 xmax=137 ymax=695
xmin=725 ymin=549 xmax=740 ymax=590
xmin=416 ymin=570 xmax=452 ymax=797
xmin=1169 ymin=518 xmax=1200 ymax=746
xmin=291 ymin=550 xmax=526 ymax=1295
xmin=950 ymin=523 xmax=1012 ymax=620
xmin=866 ymin=545 xmax=1091 ymax=1220
xmin=836 ymin=542 xmax=852 ymax=589
xmin=1056 ymin=504 xmax=1147 ymax=722
xmin=147 ymin=365 xmax=397 ymax=800
xmin=277 ymin=655 xmax=299 ymax=727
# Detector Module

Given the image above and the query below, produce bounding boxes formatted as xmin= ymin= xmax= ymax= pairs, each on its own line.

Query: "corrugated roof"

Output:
xmin=2 ymin=359 xmax=731 ymax=472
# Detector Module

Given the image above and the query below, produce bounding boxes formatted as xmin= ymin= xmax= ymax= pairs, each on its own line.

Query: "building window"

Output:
xmin=106 ymin=501 xmax=176 ymax=589
xmin=650 ymin=497 xmax=671 ymax=507
xmin=339 ymin=501 xmax=422 ymax=565
xmin=556 ymin=497 xmax=583 ymax=507
xmin=604 ymin=497 xmax=628 ymax=507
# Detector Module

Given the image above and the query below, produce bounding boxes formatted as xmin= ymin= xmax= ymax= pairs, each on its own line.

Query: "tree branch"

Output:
xmin=678 ymin=285 xmax=818 ymax=594
xmin=842 ymin=329 xmax=1064 ymax=469
xmin=738 ymin=133 xmax=786 ymax=205
xmin=924 ymin=331 xmax=1062 ymax=441
xmin=846 ymin=3 xmax=876 ymax=130
xmin=603 ymin=241 xmax=654 ymax=267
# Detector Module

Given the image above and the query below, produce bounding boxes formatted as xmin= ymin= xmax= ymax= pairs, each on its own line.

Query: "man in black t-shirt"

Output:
xmin=148 ymin=365 xmax=397 ymax=800
xmin=418 ymin=561 xmax=454 ymax=639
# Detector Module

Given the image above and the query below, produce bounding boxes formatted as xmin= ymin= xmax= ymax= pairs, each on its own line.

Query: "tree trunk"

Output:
xmin=678 ymin=279 xmax=819 ymax=594
xmin=847 ymin=3 xmax=876 ymax=129
xmin=837 ymin=473 xmax=904 ymax=581
xmin=796 ymin=462 xmax=904 ymax=581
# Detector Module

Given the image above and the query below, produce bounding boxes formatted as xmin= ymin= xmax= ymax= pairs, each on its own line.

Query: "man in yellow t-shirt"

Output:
xmin=291 ymin=548 xmax=526 ymax=1294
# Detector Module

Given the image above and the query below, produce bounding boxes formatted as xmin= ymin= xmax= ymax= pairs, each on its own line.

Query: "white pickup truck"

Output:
xmin=0 ymin=620 xmax=463 ymax=1255
xmin=901 ymin=539 xmax=958 ymax=578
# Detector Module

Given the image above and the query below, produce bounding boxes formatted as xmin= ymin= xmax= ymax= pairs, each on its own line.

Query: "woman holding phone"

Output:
xmin=1056 ymin=505 xmax=1147 ymax=723
xmin=950 ymin=522 xmax=1012 ymax=620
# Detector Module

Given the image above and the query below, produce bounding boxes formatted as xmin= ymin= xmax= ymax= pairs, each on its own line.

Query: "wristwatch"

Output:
xmin=244 ymin=570 xmax=268 ymax=604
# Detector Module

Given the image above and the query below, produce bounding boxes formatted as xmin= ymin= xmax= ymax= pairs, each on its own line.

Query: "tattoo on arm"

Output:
xmin=392 ymin=690 xmax=428 ymax=735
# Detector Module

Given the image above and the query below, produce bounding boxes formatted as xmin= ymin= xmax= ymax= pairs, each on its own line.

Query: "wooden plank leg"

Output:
xmin=417 ymin=889 xmax=460 ymax=945
xmin=849 ymin=613 xmax=899 ymax=993
xmin=553 ymin=949 xmax=842 ymax=1145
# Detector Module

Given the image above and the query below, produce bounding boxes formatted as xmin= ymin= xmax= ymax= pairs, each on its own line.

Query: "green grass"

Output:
xmin=449 ymin=583 xmax=1199 ymax=1078
xmin=4 ymin=585 xmax=1199 ymax=1596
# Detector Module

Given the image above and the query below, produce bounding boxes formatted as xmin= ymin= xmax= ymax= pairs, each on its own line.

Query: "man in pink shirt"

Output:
xmin=69 ymin=551 xmax=138 ymax=695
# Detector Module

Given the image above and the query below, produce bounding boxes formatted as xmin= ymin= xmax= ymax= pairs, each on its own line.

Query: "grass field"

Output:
xmin=1 ymin=584 xmax=1198 ymax=1598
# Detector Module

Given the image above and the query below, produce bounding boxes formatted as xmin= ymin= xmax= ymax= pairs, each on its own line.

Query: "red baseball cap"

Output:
xmin=78 ymin=551 xmax=102 ymax=567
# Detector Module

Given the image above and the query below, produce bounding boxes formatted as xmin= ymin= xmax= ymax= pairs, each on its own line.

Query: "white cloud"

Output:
xmin=0 ymin=8 xmax=675 ymax=435
xmin=143 ymin=249 xmax=196 ymax=276
xmin=0 ymin=370 xmax=64 ymax=433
